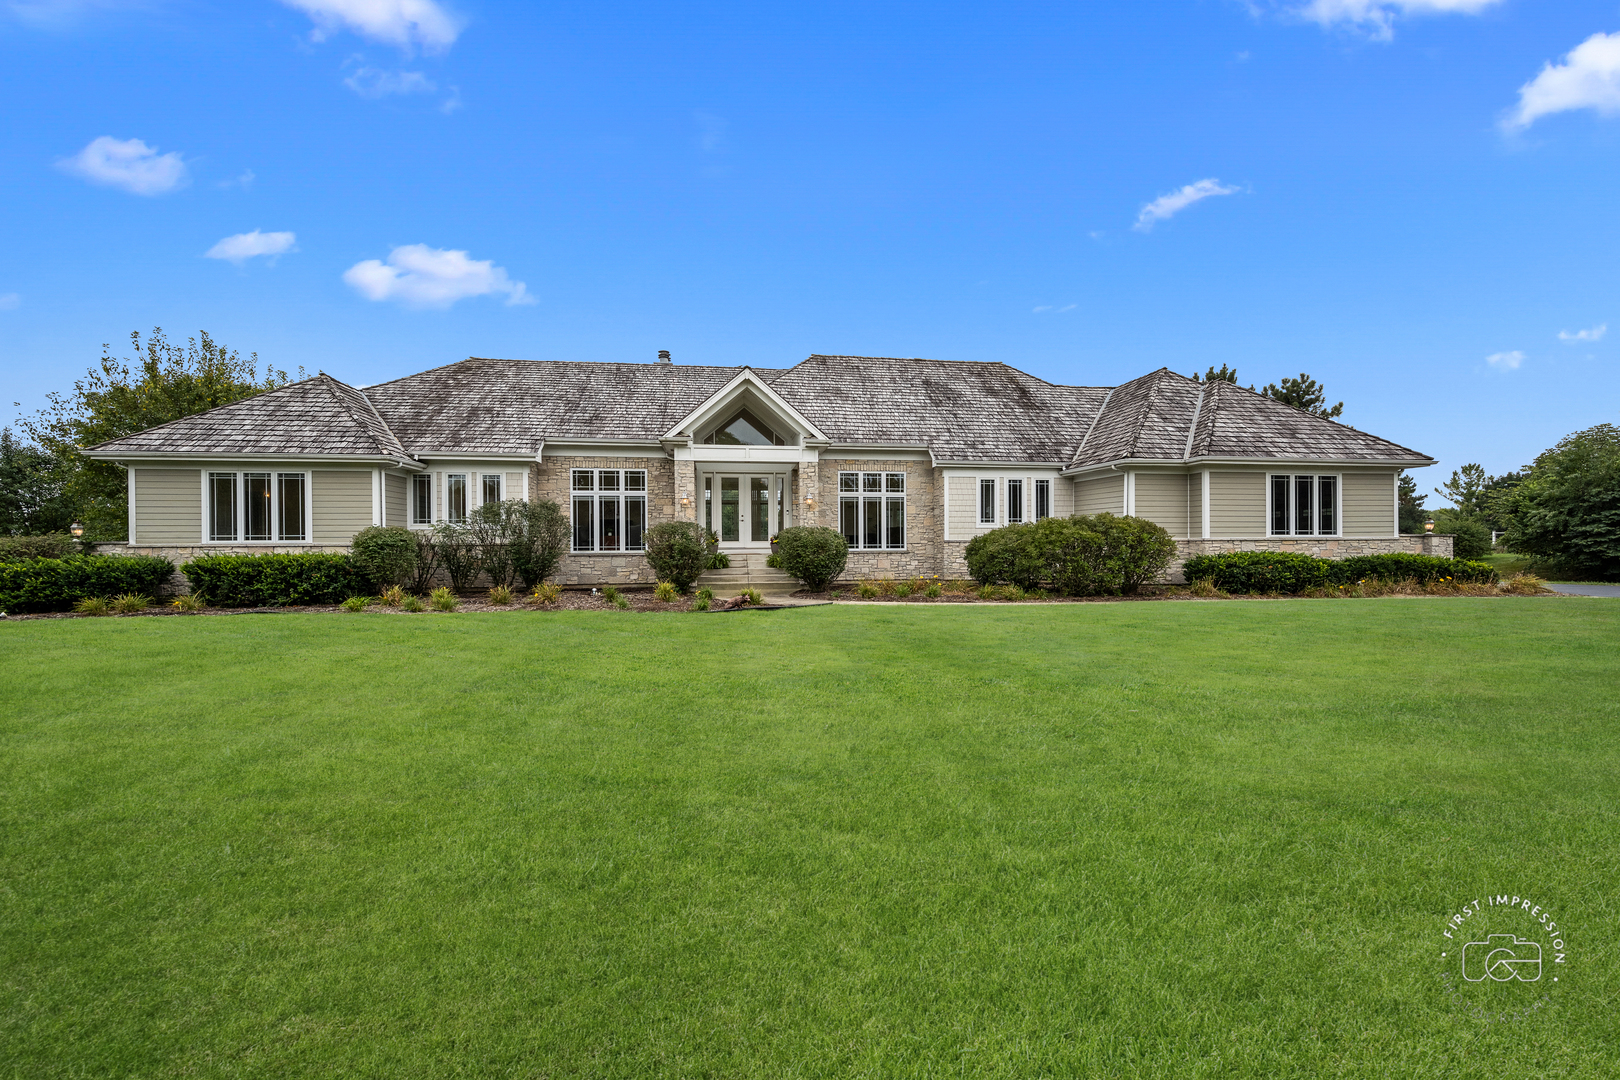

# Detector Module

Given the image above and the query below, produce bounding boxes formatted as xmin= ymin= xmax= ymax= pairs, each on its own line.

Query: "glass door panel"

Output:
xmin=720 ymin=476 xmax=740 ymax=542
xmin=750 ymin=477 xmax=770 ymax=542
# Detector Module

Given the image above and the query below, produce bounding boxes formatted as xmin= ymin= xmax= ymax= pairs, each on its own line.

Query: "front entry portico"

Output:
xmin=700 ymin=471 xmax=791 ymax=549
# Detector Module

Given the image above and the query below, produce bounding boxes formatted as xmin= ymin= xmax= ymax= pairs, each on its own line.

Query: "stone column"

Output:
xmin=672 ymin=458 xmax=697 ymax=523
xmin=798 ymin=450 xmax=822 ymax=527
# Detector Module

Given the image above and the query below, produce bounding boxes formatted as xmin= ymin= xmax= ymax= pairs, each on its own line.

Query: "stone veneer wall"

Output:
xmin=531 ymin=456 xmax=676 ymax=586
xmin=802 ymin=459 xmax=945 ymax=581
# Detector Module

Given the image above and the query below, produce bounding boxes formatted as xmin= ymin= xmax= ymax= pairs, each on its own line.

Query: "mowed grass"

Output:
xmin=2 ymin=601 xmax=1618 ymax=1078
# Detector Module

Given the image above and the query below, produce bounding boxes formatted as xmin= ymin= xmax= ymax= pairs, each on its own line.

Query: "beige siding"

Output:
xmin=1209 ymin=471 xmax=1265 ymax=537
xmin=1342 ymin=470 xmax=1396 ymax=537
xmin=384 ymin=474 xmax=407 ymax=527
xmin=946 ymin=475 xmax=983 ymax=539
xmin=133 ymin=468 xmax=202 ymax=544
xmin=312 ymin=470 xmax=374 ymax=544
xmin=1132 ymin=472 xmax=1192 ymax=538
xmin=505 ymin=471 xmax=524 ymax=499
xmin=1073 ymin=474 xmax=1124 ymax=516
xmin=1052 ymin=476 xmax=1075 ymax=517
xmin=1188 ymin=473 xmax=1203 ymax=538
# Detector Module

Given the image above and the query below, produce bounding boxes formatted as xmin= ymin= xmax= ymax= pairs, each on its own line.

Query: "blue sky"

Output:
xmin=3 ymin=1 xmax=1619 ymax=494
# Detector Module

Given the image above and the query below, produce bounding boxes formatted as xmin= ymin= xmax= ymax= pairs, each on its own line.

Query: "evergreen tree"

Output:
xmin=1260 ymin=373 xmax=1344 ymax=420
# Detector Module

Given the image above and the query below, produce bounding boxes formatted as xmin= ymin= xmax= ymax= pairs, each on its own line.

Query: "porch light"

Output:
xmin=1424 ymin=519 xmax=1435 ymax=533
xmin=69 ymin=520 xmax=84 ymax=538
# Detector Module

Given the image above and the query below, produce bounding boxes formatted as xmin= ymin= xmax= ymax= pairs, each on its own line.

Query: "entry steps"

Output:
xmin=695 ymin=551 xmax=800 ymax=592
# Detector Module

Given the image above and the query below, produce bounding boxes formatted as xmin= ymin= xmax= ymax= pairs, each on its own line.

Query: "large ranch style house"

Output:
xmin=86 ymin=353 xmax=1448 ymax=586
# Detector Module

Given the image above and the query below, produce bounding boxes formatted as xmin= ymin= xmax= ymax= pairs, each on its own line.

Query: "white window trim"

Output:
xmin=838 ymin=470 xmax=908 ymax=551
xmin=1265 ymin=472 xmax=1343 ymax=538
xmin=570 ymin=468 xmax=649 ymax=554
xmin=1034 ymin=478 xmax=1051 ymax=522
xmin=199 ymin=468 xmax=313 ymax=544
xmin=410 ymin=472 xmax=434 ymax=527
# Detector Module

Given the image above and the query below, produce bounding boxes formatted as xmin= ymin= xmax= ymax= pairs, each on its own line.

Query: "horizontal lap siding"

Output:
xmin=312 ymin=470 xmax=374 ymax=544
xmin=133 ymin=469 xmax=202 ymax=545
xmin=946 ymin=475 xmax=983 ymax=539
xmin=1189 ymin=473 xmax=1203 ymax=538
xmin=1342 ymin=470 xmax=1396 ymax=537
xmin=1132 ymin=472 xmax=1190 ymax=538
xmin=1209 ymin=471 xmax=1264 ymax=537
xmin=1073 ymin=474 xmax=1124 ymax=516
xmin=385 ymin=474 xmax=407 ymax=527
xmin=1053 ymin=477 xmax=1074 ymax=517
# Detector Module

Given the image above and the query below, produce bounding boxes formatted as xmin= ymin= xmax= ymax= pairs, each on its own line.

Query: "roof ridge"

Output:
xmin=317 ymin=373 xmax=400 ymax=458
xmin=1072 ymin=385 xmax=1116 ymax=462
xmin=1124 ymin=370 xmax=1167 ymax=458
xmin=1183 ymin=382 xmax=1207 ymax=461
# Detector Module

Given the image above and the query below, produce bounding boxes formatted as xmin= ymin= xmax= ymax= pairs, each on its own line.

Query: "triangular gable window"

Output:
xmin=702 ymin=407 xmax=792 ymax=446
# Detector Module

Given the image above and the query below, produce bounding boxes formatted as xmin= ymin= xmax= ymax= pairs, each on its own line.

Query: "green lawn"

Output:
xmin=3 ymin=602 xmax=1617 ymax=1078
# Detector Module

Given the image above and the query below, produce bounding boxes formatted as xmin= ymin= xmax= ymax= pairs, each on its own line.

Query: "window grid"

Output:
xmin=206 ymin=470 xmax=307 ymax=542
xmin=1007 ymin=479 xmax=1023 ymax=523
xmin=838 ymin=471 xmax=906 ymax=550
xmin=1035 ymin=479 xmax=1051 ymax=521
xmin=1269 ymin=474 xmax=1340 ymax=537
xmin=411 ymin=474 xmax=432 ymax=524
xmin=571 ymin=469 xmax=647 ymax=552
xmin=979 ymin=478 xmax=996 ymax=525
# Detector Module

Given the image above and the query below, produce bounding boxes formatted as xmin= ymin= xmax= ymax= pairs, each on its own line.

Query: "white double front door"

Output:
xmin=702 ymin=473 xmax=788 ymax=548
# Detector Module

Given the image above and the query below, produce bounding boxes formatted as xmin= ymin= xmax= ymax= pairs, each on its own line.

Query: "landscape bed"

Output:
xmin=2 ymin=602 xmax=1617 ymax=1077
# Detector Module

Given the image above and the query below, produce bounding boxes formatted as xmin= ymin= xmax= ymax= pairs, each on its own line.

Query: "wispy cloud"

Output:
xmin=205 ymin=230 xmax=298 ymax=264
xmin=217 ymin=168 xmax=256 ymax=190
xmin=1286 ymin=0 xmax=1501 ymax=41
xmin=1503 ymin=32 xmax=1620 ymax=131
xmin=344 ymin=64 xmax=435 ymax=98
xmin=280 ymin=0 xmax=462 ymax=54
xmin=56 ymin=136 xmax=187 ymax=196
xmin=0 ymin=293 xmax=19 ymax=311
xmin=343 ymin=244 xmax=532 ymax=308
xmin=1486 ymin=350 xmax=1524 ymax=370
xmin=1032 ymin=304 xmax=1077 ymax=314
xmin=1558 ymin=323 xmax=1607 ymax=344
xmin=1133 ymin=178 xmax=1239 ymax=232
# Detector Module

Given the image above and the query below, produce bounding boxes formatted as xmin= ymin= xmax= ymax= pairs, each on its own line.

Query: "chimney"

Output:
xmin=657 ymin=350 xmax=672 ymax=364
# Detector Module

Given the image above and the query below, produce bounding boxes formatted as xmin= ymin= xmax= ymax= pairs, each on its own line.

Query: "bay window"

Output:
xmin=571 ymin=469 xmax=647 ymax=552
xmin=1269 ymin=474 xmax=1339 ymax=536
xmin=839 ymin=471 xmax=906 ymax=550
xmin=206 ymin=470 xmax=307 ymax=542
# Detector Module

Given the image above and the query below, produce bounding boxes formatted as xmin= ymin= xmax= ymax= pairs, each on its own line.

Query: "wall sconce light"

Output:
xmin=70 ymin=520 xmax=84 ymax=538
xmin=1423 ymin=519 xmax=1435 ymax=533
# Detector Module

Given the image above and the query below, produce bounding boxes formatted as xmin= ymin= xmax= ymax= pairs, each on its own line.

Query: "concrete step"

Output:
xmin=697 ymin=553 xmax=800 ymax=590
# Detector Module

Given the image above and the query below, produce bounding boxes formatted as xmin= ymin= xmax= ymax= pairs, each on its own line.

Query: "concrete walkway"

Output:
xmin=1544 ymin=582 xmax=1620 ymax=598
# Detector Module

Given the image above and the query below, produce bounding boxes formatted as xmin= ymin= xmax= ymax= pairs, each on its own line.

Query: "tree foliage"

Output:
xmin=1499 ymin=424 xmax=1620 ymax=581
xmin=1190 ymin=364 xmax=1247 ymax=387
xmin=1261 ymin=373 xmax=1344 ymax=420
xmin=1397 ymin=471 xmax=1428 ymax=534
xmin=0 ymin=428 xmax=72 ymax=535
xmin=20 ymin=329 xmax=294 ymax=540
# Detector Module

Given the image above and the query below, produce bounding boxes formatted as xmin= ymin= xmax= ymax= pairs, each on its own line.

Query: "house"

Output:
xmin=84 ymin=353 xmax=1447 ymax=585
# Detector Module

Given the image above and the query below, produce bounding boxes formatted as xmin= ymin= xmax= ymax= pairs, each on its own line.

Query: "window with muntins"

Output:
xmin=1007 ymin=479 xmax=1023 ymax=523
xmin=838 ymin=471 xmax=906 ymax=550
xmin=411 ymin=474 xmax=432 ymax=524
xmin=1269 ymin=474 xmax=1339 ymax=536
xmin=979 ymin=478 xmax=996 ymax=524
xmin=446 ymin=474 xmax=468 ymax=523
xmin=482 ymin=473 xmax=503 ymax=505
xmin=571 ymin=469 xmax=647 ymax=552
xmin=1035 ymin=479 xmax=1051 ymax=521
xmin=207 ymin=470 xmax=307 ymax=542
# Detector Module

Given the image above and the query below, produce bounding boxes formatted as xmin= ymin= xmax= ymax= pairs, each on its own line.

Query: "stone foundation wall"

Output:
xmin=810 ymin=459 xmax=946 ymax=581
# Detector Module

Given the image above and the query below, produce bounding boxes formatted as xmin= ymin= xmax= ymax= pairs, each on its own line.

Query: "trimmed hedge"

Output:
xmin=0 ymin=555 xmax=174 ymax=613
xmin=181 ymin=553 xmax=362 ymax=607
xmin=1180 ymin=551 xmax=1499 ymax=594
xmin=774 ymin=526 xmax=849 ymax=591
xmin=642 ymin=521 xmax=711 ymax=591
xmin=350 ymin=526 xmax=418 ymax=589
xmin=966 ymin=514 xmax=1177 ymax=596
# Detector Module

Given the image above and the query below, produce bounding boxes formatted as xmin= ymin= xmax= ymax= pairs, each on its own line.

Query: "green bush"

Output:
xmin=643 ymin=522 xmax=711 ymax=591
xmin=180 ymin=553 xmax=361 ymax=607
xmin=0 ymin=533 xmax=76 ymax=561
xmin=1180 ymin=551 xmax=1499 ymax=594
xmin=432 ymin=522 xmax=483 ymax=591
xmin=409 ymin=528 xmax=441 ymax=593
xmin=773 ymin=526 xmax=848 ymax=592
xmin=349 ymin=526 xmax=418 ymax=589
xmin=964 ymin=523 xmax=1035 ymax=586
xmin=508 ymin=500 xmax=570 ymax=590
xmin=1433 ymin=511 xmax=1493 ymax=561
xmin=0 ymin=555 xmax=174 ymax=613
xmin=969 ymin=514 xmax=1176 ymax=595
xmin=1499 ymin=423 xmax=1620 ymax=580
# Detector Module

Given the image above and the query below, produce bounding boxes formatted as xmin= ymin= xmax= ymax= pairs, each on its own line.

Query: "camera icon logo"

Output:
xmin=1461 ymin=934 xmax=1542 ymax=982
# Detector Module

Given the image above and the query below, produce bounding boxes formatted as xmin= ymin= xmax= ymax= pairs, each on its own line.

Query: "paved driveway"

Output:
xmin=1544 ymin=582 xmax=1620 ymax=598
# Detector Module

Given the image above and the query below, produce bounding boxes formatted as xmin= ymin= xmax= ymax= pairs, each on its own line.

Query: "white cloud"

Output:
xmin=1486 ymin=350 xmax=1524 ymax=370
xmin=343 ymin=244 xmax=533 ymax=308
xmin=344 ymin=65 xmax=435 ymax=97
xmin=1290 ymin=0 xmax=1501 ymax=40
xmin=1504 ymin=32 xmax=1620 ymax=131
xmin=1558 ymin=323 xmax=1607 ymax=344
xmin=56 ymin=136 xmax=187 ymax=196
xmin=1133 ymin=178 xmax=1239 ymax=232
xmin=205 ymin=230 xmax=298 ymax=264
xmin=280 ymin=0 xmax=462 ymax=54
xmin=0 ymin=293 xmax=19 ymax=310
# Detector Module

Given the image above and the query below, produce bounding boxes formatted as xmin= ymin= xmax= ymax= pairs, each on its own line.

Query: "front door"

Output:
xmin=709 ymin=474 xmax=782 ymax=548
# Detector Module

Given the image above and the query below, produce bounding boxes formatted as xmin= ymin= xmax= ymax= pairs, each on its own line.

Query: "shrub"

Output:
xmin=181 ymin=553 xmax=359 ymax=607
xmin=976 ymin=584 xmax=996 ymax=600
xmin=487 ymin=584 xmax=515 ymax=605
xmin=530 ymin=582 xmax=561 ymax=606
xmin=654 ymin=581 xmax=678 ymax=603
xmin=401 ymin=594 xmax=427 ymax=612
xmin=1077 ymin=514 xmax=1177 ymax=595
xmin=925 ymin=582 xmax=942 ymax=598
xmin=169 ymin=593 xmax=205 ymax=611
xmin=73 ymin=596 xmax=110 ymax=616
xmin=964 ymin=524 xmax=1034 ymax=586
xmin=708 ymin=552 xmax=731 ymax=570
xmin=764 ymin=552 xmax=782 ymax=569
xmin=432 ymin=522 xmax=483 ymax=591
xmin=1433 ymin=511 xmax=1493 ymax=561
xmin=110 ymin=593 xmax=150 ymax=613
xmin=1499 ymin=423 xmax=1620 ymax=580
xmin=340 ymin=596 xmax=370 ymax=612
xmin=409 ymin=529 xmax=441 ymax=593
xmin=972 ymin=514 xmax=1175 ymax=595
xmin=691 ymin=587 xmax=714 ymax=612
xmin=602 ymin=585 xmax=622 ymax=604
xmin=507 ymin=500 xmax=569 ymax=590
xmin=644 ymin=522 xmax=711 ymax=591
xmin=857 ymin=580 xmax=879 ymax=599
xmin=774 ymin=526 xmax=848 ymax=591
xmin=349 ymin=526 xmax=417 ymax=590
xmin=0 ymin=533 xmax=75 ymax=561
xmin=379 ymin=584 xmax=406 ymax=607
xmin=894 ymin=581 xmax=912 ymax=598
xmin=1180 ymin=551 xmax=1500 ymax=594
xmin=429 ymin=586 xmax=458 ymax=611
xmin=1505 ymin=572 xmax=1547 ymax=595
xmin=0 ymin=555 xmax=174 ymax=613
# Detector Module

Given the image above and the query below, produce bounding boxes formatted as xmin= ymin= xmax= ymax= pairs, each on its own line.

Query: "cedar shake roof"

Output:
xmin=85 ymin=373 xmax=412 ymax=459
xmin=86 ymin=354 xmax=1432 ymax=468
